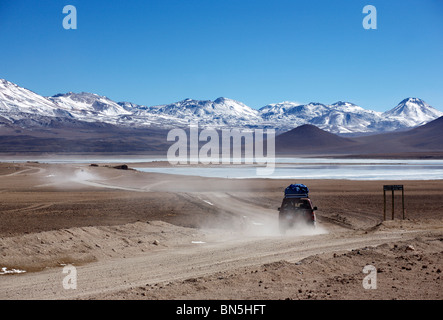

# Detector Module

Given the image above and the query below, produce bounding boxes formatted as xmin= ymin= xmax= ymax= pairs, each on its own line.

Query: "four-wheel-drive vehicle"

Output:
xmin=278 ymin=184 xmax=317 ymax=234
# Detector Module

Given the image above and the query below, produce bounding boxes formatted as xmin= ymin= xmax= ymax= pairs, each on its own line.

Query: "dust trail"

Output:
xmin=33 ymin=166 xmax=328 ymax=238
xmin=195 ymin=192 xmax=328 ymax=239
xmin=35 ymin=168 xmax=146 ymax=191
xmin=71 ymin=170 xmax=146 ymax=192
xmin=35 ymin=168 xmax=102 ymax=189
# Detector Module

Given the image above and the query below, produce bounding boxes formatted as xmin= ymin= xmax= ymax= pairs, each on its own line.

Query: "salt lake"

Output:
xmin=138 ymin=158 xmax=443 ymax=180
xmin=4 ymin=157 xmax=443 ymax=180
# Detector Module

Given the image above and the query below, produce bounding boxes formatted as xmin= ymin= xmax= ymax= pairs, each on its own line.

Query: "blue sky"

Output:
xmin=0 ymin=0 xmax=442 ymax=111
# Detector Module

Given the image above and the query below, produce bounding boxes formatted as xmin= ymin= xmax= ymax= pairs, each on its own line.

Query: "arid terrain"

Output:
xmin=0 ymin=161 xmax=442 ymax=300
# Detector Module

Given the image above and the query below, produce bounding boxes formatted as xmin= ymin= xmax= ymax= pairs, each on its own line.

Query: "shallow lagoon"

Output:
xmin=138 ymin=158 xmax=443 ymax=180
xmin=3 ymin=157 xmax=443 ymax=180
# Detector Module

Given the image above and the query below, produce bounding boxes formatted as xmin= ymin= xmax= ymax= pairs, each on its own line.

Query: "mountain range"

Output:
xmin=1 ymin=79 xmax=442 ymax=136
xmin=1 ymin=78 xmax=443 ymax=156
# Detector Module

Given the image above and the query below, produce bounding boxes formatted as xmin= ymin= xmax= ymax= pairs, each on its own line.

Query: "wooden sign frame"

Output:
xmin=383 ymin=185 xmax=405 ymax=220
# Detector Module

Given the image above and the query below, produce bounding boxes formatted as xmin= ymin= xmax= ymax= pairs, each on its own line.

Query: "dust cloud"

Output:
xmin=233 ymin=212 xmax=327 ymax=238
xmin=36 ymin=167 xmax=102 ymax=189
xmin=197 ymin=191 xmax=328 ymax=241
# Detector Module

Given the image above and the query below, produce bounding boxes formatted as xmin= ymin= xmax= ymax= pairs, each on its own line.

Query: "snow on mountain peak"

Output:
xmin=401 ymin=97 xmax=426 ymax=105
xmin=48 ymin=91 xmax=131 ymax=118
xmin=0 ymin=78 xmax=63 ymax=119
xmin=147 ymin=97 xmax=260 ymax=124
xmin=383 ymin=97 xmax=443 ymax=127
xmin=1 ymin=79 xmax=442 ymax=134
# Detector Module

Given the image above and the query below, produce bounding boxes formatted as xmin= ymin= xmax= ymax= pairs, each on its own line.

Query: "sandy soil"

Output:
xmin=0 ymin=161 xmax=442 ymax=300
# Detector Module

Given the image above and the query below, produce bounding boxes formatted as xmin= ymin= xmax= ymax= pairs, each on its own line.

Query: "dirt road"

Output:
xmin=0 ymin=221 xmax=426 ymax=300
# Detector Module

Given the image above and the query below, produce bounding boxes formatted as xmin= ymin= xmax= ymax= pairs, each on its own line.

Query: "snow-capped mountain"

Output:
xmin=0 ymin=79 xmax=69 ymax=120
xmin=48 ymin=92 xmax=132 ymax=123
xmin=310 ymin=102 xmax=383 ymax=134
xmin=382 ymin=98 xmax=443 ymax=127
xmin=146 ymin=97 xmax=261 ymax=127
xmin=0 ymin=79 xmax=80 ymax=130
xmin=260 ymin=102 xmax=329 ymax=122
xmin=114 ymin=97 xmax=264 ymax=130
xmin=259 ymin=101 xmax=385 ymax=134
xmin=0 ymin=78 xmax=442 ymax=135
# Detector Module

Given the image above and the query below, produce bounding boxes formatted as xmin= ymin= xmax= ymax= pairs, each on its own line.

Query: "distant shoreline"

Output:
xmin=2 ymin=151 xmax=443 ymax=160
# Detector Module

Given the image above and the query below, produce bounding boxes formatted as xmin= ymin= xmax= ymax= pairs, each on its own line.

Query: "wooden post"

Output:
xmin=391 ymin=189 xmax=395 ymax=220
xmin=402 ymin=188 xmax=405 ymax=220
xmin=383 ymin=185 xmax=404 ymax=221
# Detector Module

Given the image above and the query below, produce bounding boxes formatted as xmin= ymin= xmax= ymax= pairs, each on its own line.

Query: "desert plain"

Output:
xmin=0 ymin=160 xmax=441 ymax=300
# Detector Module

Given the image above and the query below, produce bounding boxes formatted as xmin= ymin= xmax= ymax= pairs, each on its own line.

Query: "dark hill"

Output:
xmin=398 ymin=116 xmax=443 ymax=149
xmin=275 ymin=124 xmax=358 ymax=154
xmin=352 ymin=116 xmax=443 ymax=154
xmin=275 ymin=118 xmax=443 ymax=156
